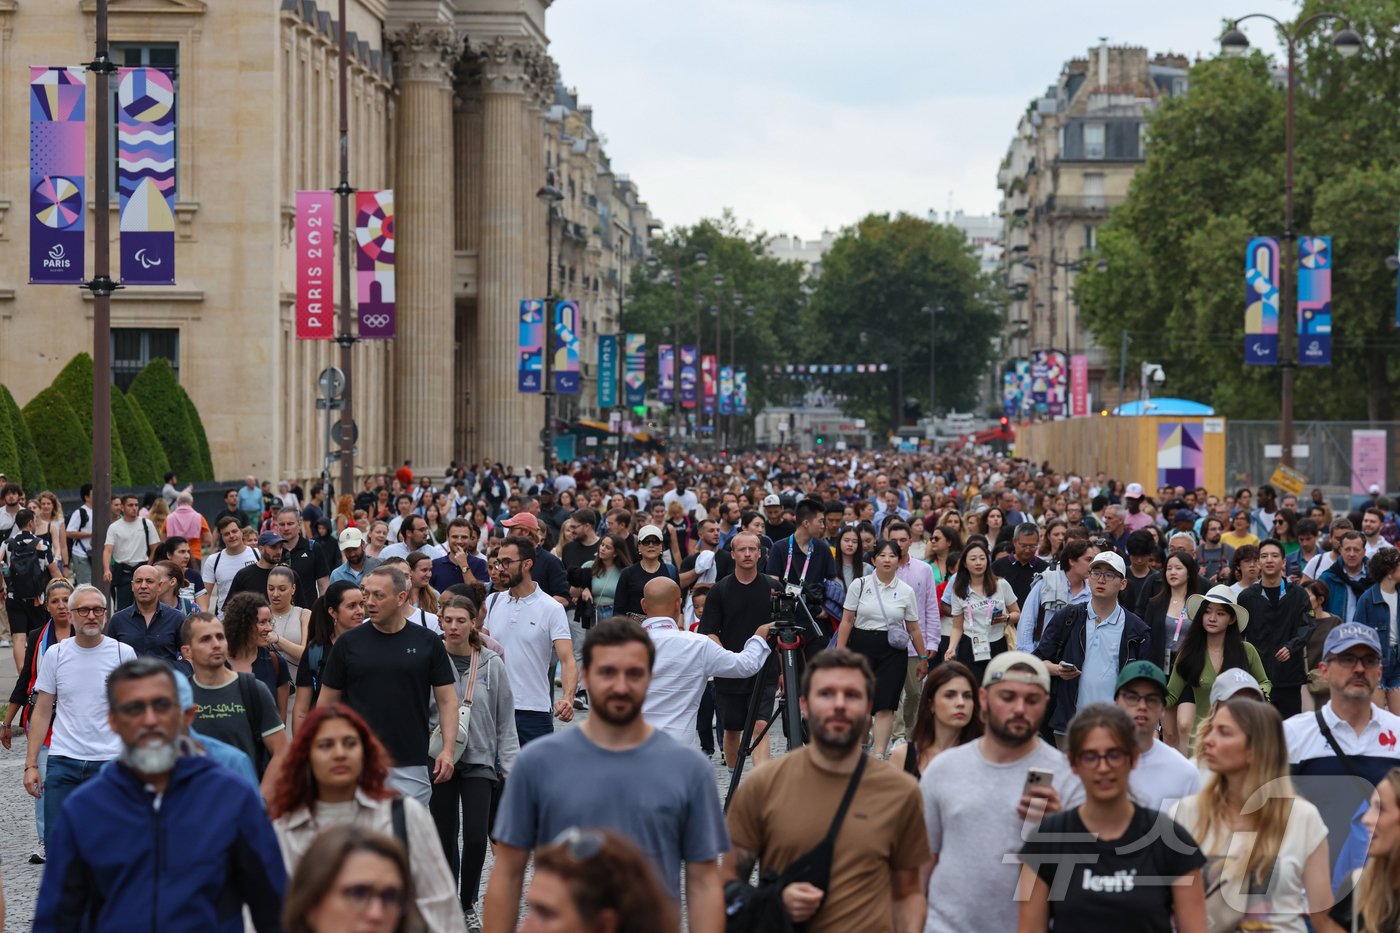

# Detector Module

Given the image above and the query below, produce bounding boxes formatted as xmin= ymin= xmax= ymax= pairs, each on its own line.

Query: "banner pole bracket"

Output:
xmin=82 ymin=54 xmax=117 ymax=76
xmin=333 ymin=182 xmax=355 ymax=197
xmin=81 ymin=275 xmax=122 ymax=298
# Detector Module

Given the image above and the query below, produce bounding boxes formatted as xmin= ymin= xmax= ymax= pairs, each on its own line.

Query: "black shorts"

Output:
xmin=6 ymin=596 xmax=48 ymax=636
xmin=713 ymin=681 xmax=780 ymax=732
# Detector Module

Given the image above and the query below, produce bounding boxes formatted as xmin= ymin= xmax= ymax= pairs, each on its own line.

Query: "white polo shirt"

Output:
xmin=483 ymin=584 xmax=570 ymax=713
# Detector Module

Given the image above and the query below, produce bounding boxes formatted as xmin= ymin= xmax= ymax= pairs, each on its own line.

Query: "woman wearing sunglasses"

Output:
xmin=522 ymin=827 xmax=677 ymax=933
xmin=1018 ymin=704 xmax=1208 ymax=932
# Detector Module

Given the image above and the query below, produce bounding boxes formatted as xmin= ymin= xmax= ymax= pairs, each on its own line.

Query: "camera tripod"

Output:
xmin=722 ymin=592 xmax=826 ymax=811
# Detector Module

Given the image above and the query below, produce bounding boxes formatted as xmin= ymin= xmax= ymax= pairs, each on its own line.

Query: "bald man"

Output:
xmin=638 ymin=577 xmax=773 ymax=749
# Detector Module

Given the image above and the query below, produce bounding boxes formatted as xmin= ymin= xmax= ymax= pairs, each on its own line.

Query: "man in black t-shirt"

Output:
xmin=560 ymin=508 xmax=602 ymax=576
xmin=227 ymin=531 xmax=284 ymax=604
xmin=701 ymin=532 xmax=781 ymax=768
xmin=316 ymin=565 xmax=457 ymax=808
xmin=764 ymin=497 xmax=836 ymax=638
xmin=275 ymin=507 xmax=330 ymax=609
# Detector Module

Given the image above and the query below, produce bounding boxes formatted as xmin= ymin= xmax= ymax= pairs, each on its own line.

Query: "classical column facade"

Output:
xmin=472 ymin=36 xmax=543 ymax=468
xmin=387 ymin=22 xmax=461 ymax=473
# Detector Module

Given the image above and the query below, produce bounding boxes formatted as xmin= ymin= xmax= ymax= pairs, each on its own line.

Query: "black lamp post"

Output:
xmin=536 ymin=170 xmax=564 ymax=470
xmin=1221 ymin=13 xmax=1361 ymax=467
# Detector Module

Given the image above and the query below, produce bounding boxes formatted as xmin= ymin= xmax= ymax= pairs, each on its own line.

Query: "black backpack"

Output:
xmin=7 ymin=532 xmax=49 ymax=600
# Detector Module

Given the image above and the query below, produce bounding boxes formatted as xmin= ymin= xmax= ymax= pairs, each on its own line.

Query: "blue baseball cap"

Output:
xmin=1323 ymin=623 xmax=1382 ymax=658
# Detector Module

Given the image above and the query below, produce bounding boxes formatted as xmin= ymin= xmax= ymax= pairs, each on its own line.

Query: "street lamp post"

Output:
xmin=921 ymin=305 xmax=940 ymax=419
xmin=647 ymin=250 xmax=707 ymax=446
xmin=1222 ymin=14 xmax=1361 ymax=467
xmin=536 ymin=171 xmax=564 ymax=471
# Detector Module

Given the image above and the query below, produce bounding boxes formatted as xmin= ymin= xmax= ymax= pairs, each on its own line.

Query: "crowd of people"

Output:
xmin=1 ymin=453 xmax=1400 ymax=931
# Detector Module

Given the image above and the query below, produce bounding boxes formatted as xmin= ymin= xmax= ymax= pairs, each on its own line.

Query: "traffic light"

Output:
xmin=815 ymin=434 xmax=825 ymax=444
xmin=999 ymin=416 xmax=1009 ymax=428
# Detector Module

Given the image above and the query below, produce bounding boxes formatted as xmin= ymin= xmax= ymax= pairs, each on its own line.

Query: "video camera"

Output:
xmin=771 ymin=582 xmax=825 ymax=641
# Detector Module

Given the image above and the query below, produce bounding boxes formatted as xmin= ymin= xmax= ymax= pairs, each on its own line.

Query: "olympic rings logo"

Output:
xmin=361 ymin=314 xmax=392 ymax=329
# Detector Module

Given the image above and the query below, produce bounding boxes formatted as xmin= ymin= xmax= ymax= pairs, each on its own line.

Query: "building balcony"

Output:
xmin=1043 ymin=194 xmax=1125 ymax=216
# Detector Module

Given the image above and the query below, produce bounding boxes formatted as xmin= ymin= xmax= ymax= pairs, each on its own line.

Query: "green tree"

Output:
xmin=804 ymin=212 xmax=1000 ymax=430
xmin=1077 ymin=2 xmax=1400 ymax=419
xmin=0 ymin=391 xmax=20 ymax=484
xmin=177 ymin=384 xmax=215 ymax=480
xmin=50 ymin=353 xmax=132 ymax=487
xmin=623 ymin=212 xmax=807 ymax=431
xmin=129 ymin=358 xmax=203 ymax=482
xmin=114 ymin=385 xmax=170 ymax=485
xmin=2 ymin=386 xmax=45 ymax=490
xmin=22 ymin=388 xmax=89 ymax=489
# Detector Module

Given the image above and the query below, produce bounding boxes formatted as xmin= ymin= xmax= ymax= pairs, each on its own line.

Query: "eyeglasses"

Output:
xmin=112 ymin=697 xmax=177 ymax=718
xmin=1117 ymin=690 xmax=1165 ymax=710
xmin=72 ymin=606 xmax=107 ymax=617
xmin=338 ymin=883 xmax=406 ymax=914
xmin=1328 ymin=653 xmax=1382 ymax=671
xmin=492 ymin=558 xmax=523 ymax=569
xmin=551 ymin=826 xmax=606 ymax=861
xmin=1089 ymin=570 xmax=1123 ymax=582
xmin=1074 ymin=748 xmax=1130 ymax=768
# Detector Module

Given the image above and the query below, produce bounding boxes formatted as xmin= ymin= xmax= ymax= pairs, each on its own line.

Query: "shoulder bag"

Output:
xmin=428 ymin=649 xmax=480 ymax=762
xmin=724 ymin=753 xmax=867 ymax=933
xmin=871 ymin=576 xmax=910 ymax=651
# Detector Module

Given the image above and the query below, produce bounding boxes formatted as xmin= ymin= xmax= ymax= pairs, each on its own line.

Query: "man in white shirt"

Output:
xmin=65 ymin=483 xmax=94 ymax=584
xmin=637 ymin=577 xmax=770 ymax=748
xmin=379 ymin=514 xmax=446 ymax=561
xmin=482 ymin=535 xmax=576 ymax=746
xmin=202 ymin=517 xmax=258 ymax=617
xmin=22 ymin=584 xmax=137 ymax=846
xmin=101 ymin=494 xmax=160 ymax=611
xmin=885 ymin=520 xmax=940 ymax=740
xmin=1111 ymin=661 xmax=1199 ymax=809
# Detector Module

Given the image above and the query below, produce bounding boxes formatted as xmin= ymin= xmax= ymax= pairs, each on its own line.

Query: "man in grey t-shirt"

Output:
xmin=921 ymin=652 xmax=1077 ymax=933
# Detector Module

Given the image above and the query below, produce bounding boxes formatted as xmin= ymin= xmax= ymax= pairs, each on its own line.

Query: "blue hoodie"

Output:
xmin=34 ymin=753 xmax=286 ymax=932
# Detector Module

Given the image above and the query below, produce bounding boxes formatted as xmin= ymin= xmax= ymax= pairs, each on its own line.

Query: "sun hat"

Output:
xmin=1185 ymin=584 xmax=1249 ymax=632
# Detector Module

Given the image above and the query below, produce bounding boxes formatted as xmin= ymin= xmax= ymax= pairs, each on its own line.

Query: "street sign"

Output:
xmin=317 ymin=366 xmax=345 ymax=401
xmin=315 ymin=399 xmax=345 ymax=411
xmin=1269 ymin=464 xmax=1308 ymax=497
xmin=332 ymin=420 xmax=358 ymax=446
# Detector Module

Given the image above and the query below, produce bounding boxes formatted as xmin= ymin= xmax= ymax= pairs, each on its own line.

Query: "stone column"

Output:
xmin=473 ymin=37 xmax=541 ymax=468
xmin=388 ymin=22 xmax=461 ymax=473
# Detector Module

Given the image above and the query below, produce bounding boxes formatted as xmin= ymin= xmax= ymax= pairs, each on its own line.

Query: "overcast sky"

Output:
xmin=547 ymin=0 xmax=1298 ymax=240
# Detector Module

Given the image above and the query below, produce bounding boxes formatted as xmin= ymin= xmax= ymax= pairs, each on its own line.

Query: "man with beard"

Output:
xmin=725 ymin=648 xmax=930 ymax=933
xmin=921 ymin=652 xmax=1074 ymax=933
xmin=480 ymin=536 xmax=576 ymax=745
xmin=34 ymin=656 xmax=286 ymax=931
xmin=484 ymin=618 xmax=727 ymax=933
xmin=22 ymin=584 xmax=137 ymax=847
xmin=1197 ymin=516 xmax=1234 ymax=583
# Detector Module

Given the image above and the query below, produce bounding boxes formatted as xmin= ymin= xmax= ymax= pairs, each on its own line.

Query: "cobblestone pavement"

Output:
xmin=0 ymin=675 xmax=789 ymax=931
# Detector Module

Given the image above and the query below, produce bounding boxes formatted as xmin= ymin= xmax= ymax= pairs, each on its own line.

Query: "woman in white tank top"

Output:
xmin=266 ymin=566 xmax=310 ymax=675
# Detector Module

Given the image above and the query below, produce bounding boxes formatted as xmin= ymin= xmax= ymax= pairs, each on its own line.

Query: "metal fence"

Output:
xmin=1224 ymin=421 xmax=1399 ymax=501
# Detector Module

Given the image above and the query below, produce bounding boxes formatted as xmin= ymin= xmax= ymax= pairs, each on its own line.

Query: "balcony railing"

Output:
xmin=1044 ymin=195 xmax=1125 ymax=216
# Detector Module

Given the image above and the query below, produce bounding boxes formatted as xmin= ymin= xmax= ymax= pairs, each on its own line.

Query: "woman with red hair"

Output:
xmin=267 ymin=703 xmax=466 ymax=933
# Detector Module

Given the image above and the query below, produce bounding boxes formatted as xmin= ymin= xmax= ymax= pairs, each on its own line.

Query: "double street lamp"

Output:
xmin=646 ymin=249 xmax=708 ymax=444
xmin=536 ymin=170 xmax=564 ymax=470
xmin=1221 ymin=13 xmax=1362 ymax=467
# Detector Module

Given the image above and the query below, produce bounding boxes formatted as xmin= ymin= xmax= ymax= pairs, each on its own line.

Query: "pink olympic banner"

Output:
xmin=1352 ymin=430 xmax=1387 ymax=496
xmin=355 ymin=190 xmax=395 ymax=338
xmin=701 ymin=354 xmax=717 ymax=414
xmin=1070 ymin=353 xmax=1089 ymax=417
xmin=296 ymin=191 xmax=334 ymax=339
xmin=117 ymin=67 xmax=176 ymax=284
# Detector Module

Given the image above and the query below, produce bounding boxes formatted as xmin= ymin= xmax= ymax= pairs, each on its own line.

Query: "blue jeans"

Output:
xmin=44 ymin=754 xmax=109 ymax=845
xmin=515 ymin=710 xmax=554 ymax=746
xmin=34 ymin=746 xmax=48 ymax=845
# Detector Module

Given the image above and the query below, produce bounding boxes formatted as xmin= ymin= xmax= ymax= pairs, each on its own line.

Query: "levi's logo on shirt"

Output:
xmin=1081 ymin=869 xmax=1136 ymax=893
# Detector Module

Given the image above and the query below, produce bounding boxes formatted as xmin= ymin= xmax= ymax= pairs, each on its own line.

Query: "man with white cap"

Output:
xmin=762 ymin=493 xmax=796 ymax=541
xmin=1121 ymin=482 xmax=1154 ymax=534
xmin=328 ymin=526 xmax=380 ymax=586
xmin=1034 ymin=551 xmax=1153 ymax=746
xmin=922 ymin=651 xmax=1074 ymax=933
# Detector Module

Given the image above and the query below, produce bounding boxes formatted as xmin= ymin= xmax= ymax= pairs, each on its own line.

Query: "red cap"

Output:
xmin=501 ymin=512 xmax=541 ymax=532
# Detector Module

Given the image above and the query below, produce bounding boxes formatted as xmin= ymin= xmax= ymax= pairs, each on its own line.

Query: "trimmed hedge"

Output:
xmin=2 ymin=385 xmax=44 ymax=490
xmin=114 ymin=386 xmax=170 ymax=486
xmin=178 ymin=384 xmax=214 ymax=481
xmin=0 ymin=393 xmax=20 ymax=484
xmin=22 ymin=387 xmax=88 ymax=489
xmin=129 ymin=358 xmax=203 ymax=483
xmin=51 ymin=353 xmax=132 ymax=486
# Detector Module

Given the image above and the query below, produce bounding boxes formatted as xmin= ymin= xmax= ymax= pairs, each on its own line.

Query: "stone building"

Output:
xmin=996 ymin=42 xmax=1188 ymax=409
xmin=0 ymin=0 xmax=654 ymax=480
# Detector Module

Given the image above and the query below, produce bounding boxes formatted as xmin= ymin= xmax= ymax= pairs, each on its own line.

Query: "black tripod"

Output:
xmin=723 ymin=592 xmax=824 ymax=811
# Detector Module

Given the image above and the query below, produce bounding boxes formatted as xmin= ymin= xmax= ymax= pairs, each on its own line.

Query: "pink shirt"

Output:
xmin=896 ymin=559 xmax=941 ymax=655
xmin=162 ymin=504 xmax=204 ymax=542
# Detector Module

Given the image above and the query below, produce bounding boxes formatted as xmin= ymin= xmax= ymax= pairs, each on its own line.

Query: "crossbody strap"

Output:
xmin=871 ymin=576 xmax=897 ymax=630
xmin=1314 ymin=707 xmax=1365 ymax=780
xmin=461 ymin=649 xmax=481 ymax=711
xmin=820 ymin=753 xmax=867 ymax=847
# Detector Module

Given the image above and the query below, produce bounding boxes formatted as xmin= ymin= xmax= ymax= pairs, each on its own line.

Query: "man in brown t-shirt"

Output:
xmin=726 ymin=648 xmax=931 ymax=932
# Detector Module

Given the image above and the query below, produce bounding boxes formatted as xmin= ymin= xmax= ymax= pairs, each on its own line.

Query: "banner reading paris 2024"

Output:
xmin=30 ymin=67 xmax=86 ymax=284
xmin=117 ymin=67 xmax=177 ymax=284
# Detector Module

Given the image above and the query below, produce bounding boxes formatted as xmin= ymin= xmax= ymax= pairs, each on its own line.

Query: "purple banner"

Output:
xmin=680 ymin=344 xmax=698 ymax=409
xmin=518 ymin=300 xmax=544 ymax=393
xmin=553 ymin=300 xmax=580 ymax=394
xmin=1297 ymin=236 xmax=1331 ymax=366
xmin=117 ymin=67 xmax=176 ymax=284
xmin=624 ymin=333 xmax=646 ymax=406
xmin=719 ymin=364 xmax=734 ymax=415
xmin=356 ymin=190 xmax=396 ymax=338
xmin=658 ymin=344 xmax=674 ymax=403
xmin=30 ymin=67 xmax=86 ymax=284
xmin=1245 ymin=236 xmax=1279 ymax=365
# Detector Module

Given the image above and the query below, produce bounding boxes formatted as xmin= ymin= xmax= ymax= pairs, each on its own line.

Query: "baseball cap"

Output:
xmin=982 ymin=651 xmax=1051 ymax=692
xmin=638 ymin=524 xmax=665 ymax=543
xmin=1124 ymin=482 xmax=1145 ymax=499
xmin=1089 ymin=552 xmax=1126 ymax=576
xmin=1369 ymin=483 xmax=1381 ymax=495
xmin=501 ymin=512 xmax=541 ymax=532
xmin=1323 ymin=622 xmax=1382 ymax=659
xmin=1185 ymin=584 xmax=1250 ymax=632
xmin=338 ymin=527 xmax=365 ymax=551
xmin=762 ymin=494 xmax=781 ymax=507
xmin=257 ymin=530 xmax=286 ymax=546
xmin=1209 ymin=668 xmax=1265 ymax=706
xmin=1115 ymin=660 xmax=1167 ymax=696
